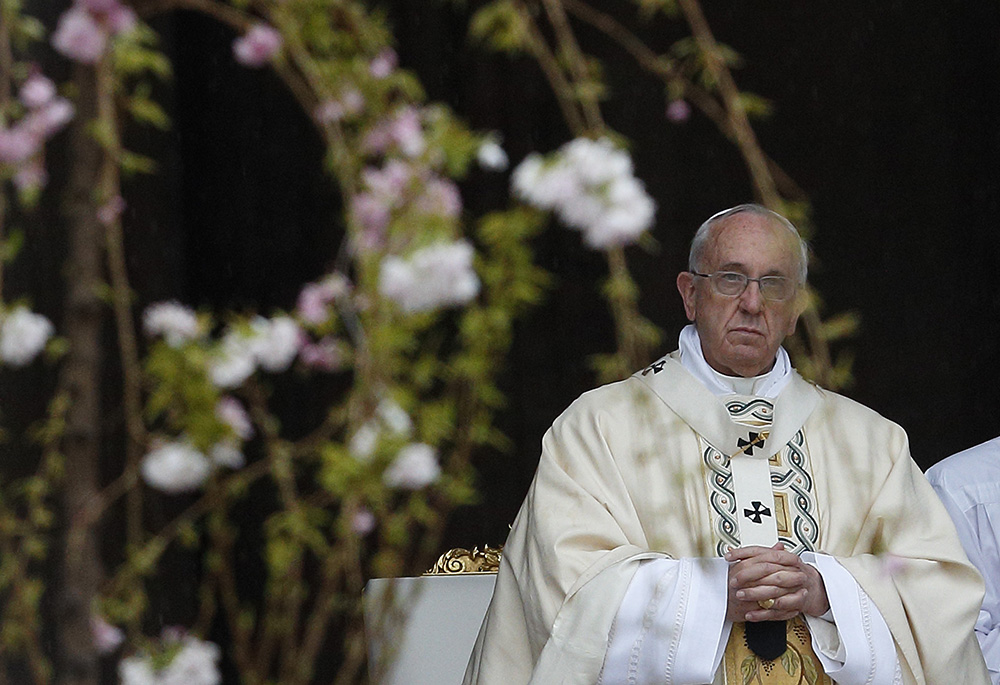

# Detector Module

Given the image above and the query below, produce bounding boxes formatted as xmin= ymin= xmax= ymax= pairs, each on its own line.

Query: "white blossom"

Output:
xmin=141 ymin=441 xmax=212 ymax=494
xmin=216 ymin=397 xmax=253 ymax=440
xmin=209 ymin=331 xmax=257 ymax=389
xmin=477 ymin=139 xmax=509 ymax=171
xmin=511 ymin=137 xmax=656 ymax=249
xmin=378 ymin=240 xmax=479 ymax=314
xmin=348 ymin=422 xmax=379 ymax=462
xmin=383 ymin=443 xmax=441 ymax=489
xmin=119 ymin=656 xmax=157 ymax=685
xmin=91 ymin=615 xmax=124 ymax=654
xmin=209 ymin=441 xmax=245 ymax=469
xmin=142 ymin=301 xmax=200 ymax=348
xmin=251 ymin=316 xmax=301 ymax=372
xmin=159 ymin=637 xmax=221 ymax=685
xmin=348 ymin=399 xmax=412 ymax=462
xmin=0 ymin=307 xmax=53 ymax=367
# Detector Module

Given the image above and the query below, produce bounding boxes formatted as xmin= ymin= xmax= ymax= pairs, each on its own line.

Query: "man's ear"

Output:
xmin=676 ymin=271 xmax=697 ymax=322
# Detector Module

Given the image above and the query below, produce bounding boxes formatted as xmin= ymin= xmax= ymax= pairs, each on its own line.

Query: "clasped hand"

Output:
xmin=724 ymin=543 xmax=830 ymax=623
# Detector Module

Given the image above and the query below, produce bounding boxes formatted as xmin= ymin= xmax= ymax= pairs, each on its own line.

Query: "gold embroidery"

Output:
xmin=773 ymin=492 xmax=790 ymax=537
xmin=723 ymin=617 xmax=832 ymax=685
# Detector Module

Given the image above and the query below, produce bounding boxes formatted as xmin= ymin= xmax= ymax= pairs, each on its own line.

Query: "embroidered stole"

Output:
xmin=710 ymin=397 xmax=832 ymax=685
xmin=635 ymin=355 xmax=832 ymax=685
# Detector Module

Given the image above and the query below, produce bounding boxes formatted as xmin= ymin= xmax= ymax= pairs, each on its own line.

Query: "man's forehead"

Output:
xmin=704 ymin=215 xmax=799 ymax=268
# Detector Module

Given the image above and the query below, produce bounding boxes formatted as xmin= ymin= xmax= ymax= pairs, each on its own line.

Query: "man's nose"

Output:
xmin=739 ymin=280 xmax=764 ymax=313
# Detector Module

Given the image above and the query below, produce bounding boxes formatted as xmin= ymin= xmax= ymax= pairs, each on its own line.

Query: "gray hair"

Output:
xmin=688 ymin=204 xmax=809 ymax=284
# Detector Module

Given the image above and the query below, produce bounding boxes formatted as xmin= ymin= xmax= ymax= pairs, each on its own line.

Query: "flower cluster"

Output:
xmin=232 ymin=24 xmax=282 ymax=68
xmin=119 ymin=633 xmax=221 ymax=685
xmin=512 ymin=137 xmax=656 ymax=249
xmin=51 ymin=0 xmax=137 ymax=65
xmin=378 ymin=240 xmax=479 ymax=314
xmin=142 ymin=301 xmax=202 ymax=348
xmin=209 ymin=316 xmax=302 ymax=389
xmin=0 ymin=307 xmax=53 ymax=367
xmin=350 ymin=160 xmax=462 ymax=251
xmin=348 ymin=398 xmax=440 ymax=490
xmin=0 ymin=73 xmax=74 ymax=193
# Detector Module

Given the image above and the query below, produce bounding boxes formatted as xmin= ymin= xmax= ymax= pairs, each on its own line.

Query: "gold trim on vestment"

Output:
xmin=723 ymin=617 xmax=832 ymax=685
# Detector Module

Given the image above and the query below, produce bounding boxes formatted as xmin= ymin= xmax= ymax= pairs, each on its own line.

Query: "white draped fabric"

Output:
xmin=601 ymin=327 xmax=899 ymax=684
xmin=464 ymin=342 xmax=988 ymax=685
xmin=927 ymin=437 xmax=1000 ymax=685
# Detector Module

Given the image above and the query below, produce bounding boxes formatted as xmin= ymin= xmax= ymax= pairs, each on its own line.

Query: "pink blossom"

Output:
xmin=19 ymin=74 xmax=56 ymax=110
xmin=299 ymin=337 xmax=345 ymax=371
xmin=296 ymin=283 xmax=332 ymax=325
xmin=389 ymin=107 xmax=425 ymax=157
xmin=216 ymin=397 xmax=253 ymax=440
xmin=364 ymin=108 xmax=425 ymax=157
xmin=78 ymin=0 xmax=120 ymax=13
xmin=666 ymin=99 xmax=691 ymax=123
xmin=417 ymin=176 xmax=462 ymax=219
xmin=350 ymin=193 xmax=390 ymax=250
xmin=13 ymin=162 xmax=47 ymax=193
xmin=362 ymin=160 xmax=414 ymax=201
xmin=24 ymin=98 xmax=75 ymax=138
xmin=369 ymin=48 xmax=398 ymax=78
xmin=97 ymin=194 xmax=125 ymax=225
xmin=106 ymin=5 xmax=138 ymax=35
xmin=233 ymin=24 xmax=282 ymax=67
xmin=0 ymin=126 xmax=39 ymax=165
xmin=91 ymin=615 xmax=124 ymax=654
xmin=52 ymin=7 xmax=109 ymax=64
xmin=315 ymin=89 xmax=364 ymax=123
xmin=351 ymin=508 xmax=376 ymax=535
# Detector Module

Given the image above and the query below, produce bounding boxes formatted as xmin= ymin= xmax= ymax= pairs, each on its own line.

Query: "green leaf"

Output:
xmin=128 ymin=96 xmax=171 ymax=130
xmin=470 ymin=0 xmax=526 ymax=53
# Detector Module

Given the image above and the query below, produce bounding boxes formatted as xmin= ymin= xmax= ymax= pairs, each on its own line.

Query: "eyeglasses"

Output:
xmin=691 ymin=271 xmax=798 ymax=302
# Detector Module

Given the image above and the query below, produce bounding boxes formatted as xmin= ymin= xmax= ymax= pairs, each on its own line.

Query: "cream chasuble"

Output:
xmin=464 ymin=351 xmax=988 ymax=685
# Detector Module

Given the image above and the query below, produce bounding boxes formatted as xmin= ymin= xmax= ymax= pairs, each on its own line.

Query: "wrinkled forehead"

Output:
xmin=703 ymin=214 xmax=801 ymax=275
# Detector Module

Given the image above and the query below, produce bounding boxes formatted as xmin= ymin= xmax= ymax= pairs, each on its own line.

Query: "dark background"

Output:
xmin=17 ymin=0 xmax=997 ymax=550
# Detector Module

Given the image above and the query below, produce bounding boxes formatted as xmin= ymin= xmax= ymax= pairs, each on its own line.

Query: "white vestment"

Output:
xmin=927 ymin=436 xmax=1000 ymax=684
xmin=464 ymin=345 xmax=988 ymax=684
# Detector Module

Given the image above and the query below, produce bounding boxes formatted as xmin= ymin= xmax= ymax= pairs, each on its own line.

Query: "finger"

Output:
xmin=731 ymin=561 xmax=808 ymax=588
xmin=734 ymin=568 xmax=810 ymax=591
xmin=724 ymin=545 xmax=779 ymax=562
xmin=743 ymin=588 xmax=809 ymax=622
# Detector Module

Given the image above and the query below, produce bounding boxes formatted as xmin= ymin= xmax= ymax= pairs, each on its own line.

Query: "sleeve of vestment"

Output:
xmin=602 ymin=557 xmax=730 ymax=684
xmin=464 ymin=384 xmax=689 ymax=685
xmin=813 ymin=412 xmax=990 ymax=684
xmin=802 ymin=552 xmax=900 ymax=683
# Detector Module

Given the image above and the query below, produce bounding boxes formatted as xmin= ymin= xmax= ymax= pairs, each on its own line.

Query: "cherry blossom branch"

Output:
xmin=674 ymin=0 xmax=781 ymax=208
xmin=97 ymin=51 xmax=148 ymax=552
xmin=538 ymin=0 xmax=604 ymax=133
xmin=510 ymin=0 xmax=588 ymax=134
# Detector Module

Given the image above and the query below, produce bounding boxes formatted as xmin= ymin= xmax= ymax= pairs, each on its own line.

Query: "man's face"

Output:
xmin=676 ymin=213 xmax=803 ymax=378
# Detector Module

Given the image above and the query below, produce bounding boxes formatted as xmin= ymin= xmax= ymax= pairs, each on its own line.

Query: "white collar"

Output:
xmin=678 ymin=324 xmax=791 ymax=399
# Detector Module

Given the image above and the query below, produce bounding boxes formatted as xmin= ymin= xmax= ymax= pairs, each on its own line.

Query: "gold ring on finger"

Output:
xmin=757 ymin=598 xmax=776 ymax=610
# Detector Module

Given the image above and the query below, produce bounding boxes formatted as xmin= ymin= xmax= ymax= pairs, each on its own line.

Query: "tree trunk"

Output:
xmin=56 ymin=63 xmax=105 ymax=685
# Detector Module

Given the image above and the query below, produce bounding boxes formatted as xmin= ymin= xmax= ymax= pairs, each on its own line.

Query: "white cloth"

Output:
xmin=927 ymin=437 xmax=1000 ymax=685
xmin=464 ymin=350 xmax=988 ymax=685
xmin=605 ymin=329 xmax=898 ymax=683
xmin=678 ymin=324 xmax=792 ymax=399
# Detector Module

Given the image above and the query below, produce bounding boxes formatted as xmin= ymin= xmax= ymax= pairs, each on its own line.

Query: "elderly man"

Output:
xmin=464 ymin=204 xmax=988 ymax=684
xmin=927 ymin=437 xmax=1000 ymax=684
